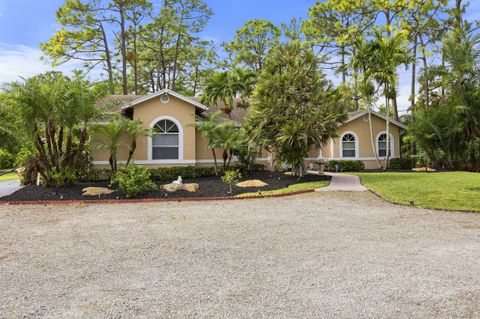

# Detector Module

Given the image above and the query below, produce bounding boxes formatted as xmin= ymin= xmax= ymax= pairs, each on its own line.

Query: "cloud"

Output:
xmin=0 ymin=43 xmax=83 ymax=85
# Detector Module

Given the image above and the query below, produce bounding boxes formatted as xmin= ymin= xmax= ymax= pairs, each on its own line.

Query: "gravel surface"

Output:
xmin=1 ymin=192 xmax=480 ymax=318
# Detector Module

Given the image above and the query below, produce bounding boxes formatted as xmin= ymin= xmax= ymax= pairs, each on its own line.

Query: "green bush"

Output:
xmin=389 ymin=158 xmax=412 ymax=169
xmin=79 ymin=168 xmax=112 ymax=182
xmin=111 ymin=165 xmax=157 ymax=199
xmin=14 ymin=148 xmax=33 ymax=167
xmin=326 ymin=160 xmax=365 ymax=172
xmin=148 ymin=166 xmax=216 ymax=181
xmin=0 ymin=149 xmax=15 ymax=169
xmin=221 ymin=169 xmax=242 ymax=194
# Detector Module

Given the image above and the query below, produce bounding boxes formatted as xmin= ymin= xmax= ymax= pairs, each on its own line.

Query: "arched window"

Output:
xmin=152 ymin=119 xmax=180 ymax=160
xmin=341 ymin=133 xmax=357 ymax=158
xmin=377 ymin=133 xmax=393 ymax=157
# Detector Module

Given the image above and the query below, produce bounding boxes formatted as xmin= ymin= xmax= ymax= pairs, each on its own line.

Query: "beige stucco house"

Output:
xmin=90 ymin=89 xmax=407 ymax=170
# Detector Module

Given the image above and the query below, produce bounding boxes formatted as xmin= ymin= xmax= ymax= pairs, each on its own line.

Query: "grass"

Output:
xmin=236 ymin=181 xmax=329 ymax=197
xmin=0 ymin=172 xmax=18 ymax=182
xmin=353 ymin=172 xmax=480 ymax=212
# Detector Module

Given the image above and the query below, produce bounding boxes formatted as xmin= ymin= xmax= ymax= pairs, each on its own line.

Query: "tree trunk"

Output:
xmin=384 ymin=84 xmax=391 ymax=170
xmin=419 ymin=36 xmax=430 ymax=108
xmin=368 ymin=105 xmax=383 ymax=169
xmin=212 ymin=149 xmax=218 ymax=175
xmin=100 ymin=23 xmax=115 ymax=94
xmin=120 ymin=6 xmax=128 ymax=95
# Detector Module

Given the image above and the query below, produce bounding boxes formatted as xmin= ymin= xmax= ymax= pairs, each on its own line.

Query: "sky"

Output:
xmin=0 ymin=0 xmax=478 ymax=113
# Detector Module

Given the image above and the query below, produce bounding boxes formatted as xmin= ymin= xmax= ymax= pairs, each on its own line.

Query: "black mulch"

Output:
xmin=0 ymin=171 xmax=331 ymax=202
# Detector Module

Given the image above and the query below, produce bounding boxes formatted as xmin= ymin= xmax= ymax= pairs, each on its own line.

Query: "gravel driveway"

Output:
xmin=1 ymin=192 xmax=480 ymax=318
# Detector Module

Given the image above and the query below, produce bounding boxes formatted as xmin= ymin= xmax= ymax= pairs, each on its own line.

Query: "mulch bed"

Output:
xmin=0 ymin=171 xmax=330 ymax=202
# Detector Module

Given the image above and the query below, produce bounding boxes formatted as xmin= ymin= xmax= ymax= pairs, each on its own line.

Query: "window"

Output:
xmin=341 ymin=133 xmax=356 ymax=158
xmin=377 ymin=133 xmax=392 ymax=157
xmin=152 ymin=119 xmax=179 ymax=160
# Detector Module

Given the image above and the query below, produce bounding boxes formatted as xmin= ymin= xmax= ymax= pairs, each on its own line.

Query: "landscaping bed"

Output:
xmin=0 ymin=171 xmax=330 ymax=202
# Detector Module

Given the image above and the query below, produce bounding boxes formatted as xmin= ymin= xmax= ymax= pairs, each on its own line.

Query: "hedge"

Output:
xmin=0 ymin=149 xmax=15 ymax=169
xmin=389 ymin=158 xmax=412 ymax=169
xmin=81 ymin=163 xmax=265 ymax=182
xmin=326 ymin=160 xmax=365 ymax=172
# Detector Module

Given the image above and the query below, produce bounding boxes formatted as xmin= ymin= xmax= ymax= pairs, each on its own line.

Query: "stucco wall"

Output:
xmin=321 ymin=113 xmax=403 ymax=169
xmin=133 ymin=95 xmax=197 ymax=161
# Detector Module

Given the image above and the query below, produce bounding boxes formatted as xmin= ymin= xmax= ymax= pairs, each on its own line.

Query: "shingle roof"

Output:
xmin=96 ymin=95 xmax=145 ymax=113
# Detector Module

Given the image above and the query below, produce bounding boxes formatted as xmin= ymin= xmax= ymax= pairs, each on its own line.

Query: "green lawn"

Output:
xmin=237 ymin=181 xmax=329 ymax=197
xmin=0 ymin=172 xmax=18 ymax=182
xmin=353 ymin=172 xmax=480 ymax=212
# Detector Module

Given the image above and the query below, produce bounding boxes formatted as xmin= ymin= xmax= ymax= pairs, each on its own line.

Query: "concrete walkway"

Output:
xmin=316 ymin=172 xmax=367 ymax=192
xmin=0 ymin=179 xmax=22 ymax=198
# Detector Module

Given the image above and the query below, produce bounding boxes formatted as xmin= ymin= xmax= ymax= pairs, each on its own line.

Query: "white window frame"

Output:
xmin=148 ymin=116 xmax=184 ymax=162
xmin=376 ymin=132 xmax=395 ymax=158
xmin=340 ymin=131 xmax=359 ymax=158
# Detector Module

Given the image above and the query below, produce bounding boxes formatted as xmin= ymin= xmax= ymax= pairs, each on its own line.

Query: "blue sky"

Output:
xmin=0 ymin=0 xmax=478 ymax=112
xmin=0 ymin=0 xmax=314 ymax=84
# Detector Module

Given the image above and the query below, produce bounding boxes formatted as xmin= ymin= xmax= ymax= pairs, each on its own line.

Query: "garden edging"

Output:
xmin=0 ymin=189 xmax=315 ymax=206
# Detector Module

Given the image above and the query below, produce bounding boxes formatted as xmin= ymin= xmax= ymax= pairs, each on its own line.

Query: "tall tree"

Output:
xmin=222 ymin=19 xmax=281 ymax=72
xmin=245 ymin=41 xmax=347 ymax=177
xmin=42 ymin=0 xmax=116 ymax=93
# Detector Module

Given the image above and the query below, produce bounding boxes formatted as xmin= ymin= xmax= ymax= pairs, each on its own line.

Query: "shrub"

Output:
xmin=148 ymin=166 xmax=216 ymax=181
xmin=326 ymin=160 xmax=365 ymax=172
xmin=389 ymin=158 xmax=412 ymax=169
xmin=0 ymin=149 xmax=15 ymax=169
xmin=14 ymin=148 xmax=33 ymax=167
xmin=111 ymin=165 xmax=157 ymax=198
xmin=221 ymin=169 xmax=242 ymax=195
xmin=230 ymin=163 xmax=264 ymax=175
xmin=79 ymin=168 xmax=112 ymax=182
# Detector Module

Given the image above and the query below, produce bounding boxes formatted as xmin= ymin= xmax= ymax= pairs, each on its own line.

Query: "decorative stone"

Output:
xmin=160 ymin=183 xmax=199 ymax=193
xmin=412 ymin=167 xmax=436 ymax=172
xmin=82 ymin=187 xmax=115 ymax=196
xmin=236 ymin=180 xmax=268 ymax=188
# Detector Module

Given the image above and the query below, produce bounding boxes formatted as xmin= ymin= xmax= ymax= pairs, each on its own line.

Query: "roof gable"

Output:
xmin=122 ymin=89 xmax=208 ymax=111
xmin=345 ymin=110 xmax=408 ymax=130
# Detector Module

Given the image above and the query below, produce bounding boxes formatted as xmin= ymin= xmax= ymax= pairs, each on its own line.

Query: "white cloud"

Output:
xmin=0 ymin=43 xmax=83 ymax=85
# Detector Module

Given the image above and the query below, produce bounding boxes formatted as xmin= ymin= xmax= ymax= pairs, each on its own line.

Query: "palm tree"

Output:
xmin=124 ymin=120 xmax=153 ymax=166
xmin=91 ymin=117 xmax=129 ymax=173
xmin=351 ymin=32 xmax=410 ymax=169
xmin=195 ymin=111 xmax=223 ymax=175
xmin=201 ymin=67 xmax=256 ymax=117
xmin=214 ymin=122 xmax=240 ymax=169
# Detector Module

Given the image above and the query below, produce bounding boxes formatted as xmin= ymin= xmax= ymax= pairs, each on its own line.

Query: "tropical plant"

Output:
xmin=125 ymin=120 xmax=153 ymax=166
xmin=221 ymin=169 xmax=242 ymax=195
xmin=111 ymin=164 xmax=157 ymax=198
xmin=200 ymin=67 xmax=256 ymax=117
xmin=3 ymin=72 xmax=100 ymax=187
xmin=245 ymin=41 xmax=347 ymax=177
xmin=91 ymin=116 xmax=130 ymax=173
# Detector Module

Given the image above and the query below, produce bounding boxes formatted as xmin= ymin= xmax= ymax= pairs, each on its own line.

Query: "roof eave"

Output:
xmin=120 ymin=89 xmax=209 ymax=111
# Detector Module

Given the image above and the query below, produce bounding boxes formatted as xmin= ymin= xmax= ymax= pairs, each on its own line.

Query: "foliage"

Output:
xmin=42 ymin=0 xmax=213 ymax=95
xmin=91 ymin=116 xmax=130 ymax=173
xmin=354 ymin=172 xmax=480 ymax=212
xmin=389 ymin=158 xmax=412 ymax=170
xmin=149 ymin=166 xmax=216 ymax=181
xmin=222 ymin=19 xmax=280 ymax=72
xmin=111 ymin=164 xmax=157 ymax=198
xmin=201 ymin=68 xmax=256 ymax=115
xmin=410 ymin=29 xmax=480 ymax=171
xmin=237 ymin=180 xmax=330 ymax=197
xmin=245 ymin=41 xmax=347 ymax=177
xmin=195 ymin=112 xmax=243 ymax=170
xmin=0 ymin=149 xmax=15 ymax=169
xmin=221 ymin=169 xmax=242 ymax=194
xmin=3 ymin=72 xmax=101 ymax=187
xmin=326 ymin=160 xmax=365 ymax=172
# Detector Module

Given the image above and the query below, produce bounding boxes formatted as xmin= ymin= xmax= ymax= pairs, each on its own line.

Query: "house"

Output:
xmin=90 ymin=89 xmax=407 ymax=170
